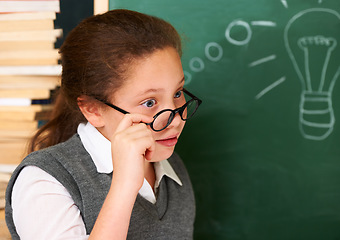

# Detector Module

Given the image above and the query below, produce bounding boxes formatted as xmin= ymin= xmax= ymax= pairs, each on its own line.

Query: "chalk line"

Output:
xmin=281 ymin=0 xmax=288 ymax=8
xmin=249 ymin=55 xmax=276 ymax=67
xmin=255 ymin=76 xmax=286 ymax=100
xmin=251 ymin=21 xmax=277 ymax=27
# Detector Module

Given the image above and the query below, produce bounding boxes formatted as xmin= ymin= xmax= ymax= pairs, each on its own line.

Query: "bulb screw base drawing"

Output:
xmin=299 ymin=91 xmax=335 ymax=140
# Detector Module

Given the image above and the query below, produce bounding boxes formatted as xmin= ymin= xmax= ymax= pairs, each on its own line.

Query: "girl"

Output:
xmin=5 ymin=9 xmax=201 ymax=239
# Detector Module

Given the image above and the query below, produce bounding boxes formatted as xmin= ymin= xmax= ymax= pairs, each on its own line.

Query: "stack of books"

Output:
xmin=0 ymin=1 xmax=62 ymax=182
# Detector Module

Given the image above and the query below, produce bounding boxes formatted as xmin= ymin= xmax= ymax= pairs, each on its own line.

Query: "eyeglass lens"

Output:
xmin=151 ymin=99 xmax=198 ymax=131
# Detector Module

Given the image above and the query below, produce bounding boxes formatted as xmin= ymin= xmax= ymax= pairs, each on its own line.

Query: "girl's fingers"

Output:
xmin=112 ymin=113 xmax=155 ymax=161
xmin=144 ymin=149 xmax=154 ymax=161
xmin=115 ymin=114 xmax=153 ymax=134
xmin=110 ymin=113 xmax=156 ymax=191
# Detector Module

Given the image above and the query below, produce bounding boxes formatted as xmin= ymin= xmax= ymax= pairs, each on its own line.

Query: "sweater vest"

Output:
xmin=5 ymin=134 xmax=195 ymax=239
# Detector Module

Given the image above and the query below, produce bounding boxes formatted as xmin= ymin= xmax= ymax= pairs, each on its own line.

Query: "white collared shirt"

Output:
xmin=12 ymin=122 xmax=182 ymax=239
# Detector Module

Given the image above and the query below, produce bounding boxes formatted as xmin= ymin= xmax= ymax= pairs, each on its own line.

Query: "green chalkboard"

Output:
xmin=110 ymin=1 xmax=340 ymax=239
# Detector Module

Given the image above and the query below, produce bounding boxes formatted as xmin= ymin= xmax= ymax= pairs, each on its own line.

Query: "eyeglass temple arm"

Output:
xmin=183 ymin=88 xmax=195 ymax=98
xmin=94 ymin=97 xmax=130 ymax=114
xmin=183 ymin=88 xmax=202 ymax=104
xmin=96 ymin=97 xmax=153 ymax=127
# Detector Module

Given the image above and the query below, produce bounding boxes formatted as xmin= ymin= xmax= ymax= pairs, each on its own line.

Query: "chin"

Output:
xmin=151 ymin=145 xmax=175 ymax=162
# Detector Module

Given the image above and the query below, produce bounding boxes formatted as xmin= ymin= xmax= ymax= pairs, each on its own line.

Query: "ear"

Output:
xmin=77 ymin=96 xmax=105 ymax=128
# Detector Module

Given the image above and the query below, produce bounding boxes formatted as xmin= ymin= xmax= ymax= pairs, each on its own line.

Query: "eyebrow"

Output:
xmin=137 ymin=76 xmax=185 ymax=96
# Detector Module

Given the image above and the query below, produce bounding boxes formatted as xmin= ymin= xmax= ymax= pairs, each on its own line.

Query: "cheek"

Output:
xmin=177 ymin=120 xmax=186 ymax=136
xmin=180 ymin=120 xmax=186 ymax=129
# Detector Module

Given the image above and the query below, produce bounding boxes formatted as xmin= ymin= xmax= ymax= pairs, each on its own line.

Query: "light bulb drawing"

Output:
xmin=183 ymin=1 xmax=339 ymax=141
xmin=284 ymin=8 xmax=340 ymax=140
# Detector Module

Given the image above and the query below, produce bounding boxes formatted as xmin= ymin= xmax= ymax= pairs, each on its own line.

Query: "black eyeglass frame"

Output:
xmin=94 ymin=89 xmax=202 ymax=132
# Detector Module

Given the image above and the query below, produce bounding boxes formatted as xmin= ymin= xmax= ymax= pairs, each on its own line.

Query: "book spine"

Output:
xmin=0 ymin=1 xmax=60 ymax=13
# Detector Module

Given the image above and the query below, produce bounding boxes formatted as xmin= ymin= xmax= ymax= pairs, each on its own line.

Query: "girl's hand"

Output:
xmin=110 ymin=113 xmax=155 ymax=193
xmin=89 ymin=114 xmax=155 ymax=240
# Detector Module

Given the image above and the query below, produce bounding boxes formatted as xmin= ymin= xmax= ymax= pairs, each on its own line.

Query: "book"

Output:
xmin=0 ymin=104 xmax=53 ymax=121
xmin=0 ymin=41 xmax=54 ymax=51
xmin=0 ymin=11 xmax=56 ymax=21
xmin=0 ymin=172 xmax=10 ymax=183
xmin=0 ymin=58 xmax=59 ymax=66
xmin=0 ymin=140 xmax=28 ymax=165
xmin=0 ymin=65 xmax=62 ymax=75
xmin=0 ymin=49 xmax=60 ymax=65
xmin=0 ymin=28 xmax=62 ymax=41
xmin=0 ymin=164 xmax=17 ymax=174
xmin=0 ymin=88 xmax=51 ymax=98
xmin=0 ymin=18 xmax=54 ymax=32
xmin=0 ymin=173 xmax=10 ymax=208
xmin=0 ymin=1 xmax=60 ymax=13
xmin=0 ymin=98 xmax=31 ymax=106
xmin=0 ymin=75 xmax=60 ymax=89
xmin=0 ymin=129 xmax=36 ymax=139
xmin=0 ymin=120 xmax=38 ymax=131
xmin=0 ymin=0 xmax=60 ymax=174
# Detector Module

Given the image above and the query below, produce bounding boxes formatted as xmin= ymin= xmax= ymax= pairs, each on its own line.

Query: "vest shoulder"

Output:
xmin=8 ymin=134 xmax=93 ymax=197
xmin=21 ymin=134 xmax=86 ymax=165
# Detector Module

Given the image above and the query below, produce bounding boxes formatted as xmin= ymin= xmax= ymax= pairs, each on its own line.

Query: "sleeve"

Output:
xmin=11 ymin=166 xmax=89 ymax=240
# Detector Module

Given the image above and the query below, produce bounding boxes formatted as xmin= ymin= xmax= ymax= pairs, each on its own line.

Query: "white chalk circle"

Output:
xmin=189 ymin=57 xmax=205 ymax=72
xmin=183 ymin=71 xmax=192 ymax=85
xmin=205 ymin=42 xmax=223 ymax=62
xmin=225 ymin=20 xmax=252 ymax=46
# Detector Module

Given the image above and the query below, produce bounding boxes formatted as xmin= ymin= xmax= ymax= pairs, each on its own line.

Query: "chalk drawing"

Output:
xmin=184 ymin=71 xmax=192 ymax=86
xmin=205 ymin=42 xmax=223 ymax=62
xmin=249 ymin=55 xmax=276 ymax=67
xmin=284 ymin=8 xmax=340 ymax=140
xmin=298 ymin=36 xmax=336 ymax=92
xmin=281 ymin=0 xmax=288 ymax=8
xmin=189 ymin=57 xmax=205 ymax=72
xmin=255 ymin=77 xmax=286 ymax=100
xmin=251 ymin=21 xmax=277 ymax=27
xmin=183 ymin=1 xmax=339 ymax=141
xmin=225 ymin=20 xmax=252 ymax=46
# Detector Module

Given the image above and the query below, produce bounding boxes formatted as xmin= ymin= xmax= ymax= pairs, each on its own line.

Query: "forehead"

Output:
xmin=113 ymin=47 xmax=184 ymax=99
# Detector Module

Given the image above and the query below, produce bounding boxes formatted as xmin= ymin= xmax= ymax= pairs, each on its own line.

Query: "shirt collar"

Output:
xmin=77 ymin=122 xmax=112 ymax=173
xmin=77 ymin=122 xmax=182 ymax=186
xmin=154 ymin=161 xmax=182 ymax=188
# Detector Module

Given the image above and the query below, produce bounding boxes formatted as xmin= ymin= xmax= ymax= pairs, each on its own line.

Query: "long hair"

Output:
xmin=29 ymin=9 xmax=182 ymax=152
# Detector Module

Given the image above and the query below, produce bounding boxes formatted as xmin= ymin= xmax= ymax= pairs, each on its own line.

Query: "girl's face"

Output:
xmin=99 ymin=47 xmax=186 ymax=162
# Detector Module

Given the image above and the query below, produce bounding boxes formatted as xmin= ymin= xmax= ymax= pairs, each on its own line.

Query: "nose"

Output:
xmin=167 ymin=109 xmax=183 ymax=129
xmin=164 ymin=98 xmax=186 ymax=130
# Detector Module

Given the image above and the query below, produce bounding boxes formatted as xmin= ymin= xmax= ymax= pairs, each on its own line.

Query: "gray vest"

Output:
xmin=5 ymin=134 xmax=195 ymax=239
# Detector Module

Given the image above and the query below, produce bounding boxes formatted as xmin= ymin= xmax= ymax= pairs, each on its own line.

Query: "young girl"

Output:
xmin=5 ymin=9 xmax=201 ymax=239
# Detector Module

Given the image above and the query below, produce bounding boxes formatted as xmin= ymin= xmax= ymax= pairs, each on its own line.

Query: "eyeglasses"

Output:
xmin=95 ymin=89 xmax=202 ymax=132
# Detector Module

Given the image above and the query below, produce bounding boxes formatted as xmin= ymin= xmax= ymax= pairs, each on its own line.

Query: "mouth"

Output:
xmin=156 ymin=135 xmax=178 ymax=147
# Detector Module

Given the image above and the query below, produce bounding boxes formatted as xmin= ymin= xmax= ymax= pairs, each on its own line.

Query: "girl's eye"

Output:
xmin=142 ymin=99 xmax=156 ymax=108
xmin=174 ymin=90 xmax=183 ymax=98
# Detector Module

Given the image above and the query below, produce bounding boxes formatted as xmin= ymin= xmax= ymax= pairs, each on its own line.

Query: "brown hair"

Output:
xmin=29 ymin=9 xmax=182 ymax=152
